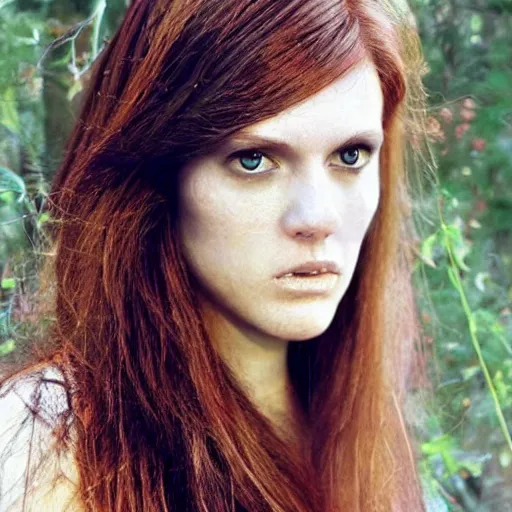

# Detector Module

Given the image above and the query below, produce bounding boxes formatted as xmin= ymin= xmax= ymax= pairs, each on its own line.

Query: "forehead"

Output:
xmin=234 ymin=60 xmax=384 ymax=146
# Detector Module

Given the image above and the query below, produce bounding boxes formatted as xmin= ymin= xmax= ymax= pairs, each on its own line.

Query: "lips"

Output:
xmin=275 ymin=260 xmax=341 ymax=279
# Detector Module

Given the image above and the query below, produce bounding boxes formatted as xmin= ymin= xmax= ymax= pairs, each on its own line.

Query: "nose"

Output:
xmin=281 ymin=168 xmax=342 ymax=242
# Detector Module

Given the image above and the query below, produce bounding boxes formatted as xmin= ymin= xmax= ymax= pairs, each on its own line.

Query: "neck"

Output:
xmin=201 ymin=299 xmax=305 ymax=444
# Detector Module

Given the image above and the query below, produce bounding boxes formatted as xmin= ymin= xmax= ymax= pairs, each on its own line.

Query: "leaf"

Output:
xmin=474 ymin=272 xmax=490 ymax=292
xmin=0 ymin=87 xmax=20 ymax=134
xmin=461 ymin=366 xmax=481 ymax=381
xmin=37 ymin=212 xmax=50 ymax=227
xmin=422 ymin=434 xmax=456 ymax=456
xmin=493 ymin=370 xmax=512 ymax=407
xmin=0 ymin=166 xmax=27 ymax=201
xmin=1 ymin=278 xmax=15 ymax=289
xmin=67 ymin=79 xmax=83 ymax=102
xmin=444 ymin=224 xmax=471 ymax=272
xmin=0 ymin=191 xmax=16 ymax=204
xmin=0 ymin=339 xmax=15 ymax=356
xmin=470 ymin=14 xmax=483 ymax=33
xmin=499 ymin=450 xmax=511 ymax=468
xmin=420 ymin=232 xmax=439 ymax=268
xmin=421 ymin=434 xmax=459 ymax=475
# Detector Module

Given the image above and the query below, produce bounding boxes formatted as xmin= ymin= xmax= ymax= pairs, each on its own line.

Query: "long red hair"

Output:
xmin=1 ymin=0 xmax=430 ymax=510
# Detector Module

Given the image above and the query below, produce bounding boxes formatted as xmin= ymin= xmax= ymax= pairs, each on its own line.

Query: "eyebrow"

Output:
xmin=218 ymin=130 xmax=385 ymax=155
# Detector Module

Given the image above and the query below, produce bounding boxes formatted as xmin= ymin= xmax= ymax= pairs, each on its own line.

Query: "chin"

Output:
xmin=287 ymin=326 xmax=332 ymax=342
xmin=263 ymin=310 xmax=337 ymax=342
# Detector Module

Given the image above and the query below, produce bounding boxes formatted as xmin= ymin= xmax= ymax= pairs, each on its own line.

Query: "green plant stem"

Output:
xmin=91 ymin=0 xmax=107 ymax=60
xmin=438 ymin=208 xmax=512 ymax=453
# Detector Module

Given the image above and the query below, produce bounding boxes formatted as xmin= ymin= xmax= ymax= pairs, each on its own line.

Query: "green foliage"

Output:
xmin=410 ymin=0 xmax=512 ymax=508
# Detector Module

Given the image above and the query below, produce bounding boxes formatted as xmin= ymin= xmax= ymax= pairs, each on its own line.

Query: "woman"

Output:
xmin=0 ymin=0 xmax=431 ymax=510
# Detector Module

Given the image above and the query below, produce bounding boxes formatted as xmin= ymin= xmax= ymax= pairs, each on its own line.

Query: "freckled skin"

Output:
xmin=178 ymin=61 xmax=384 ymax=345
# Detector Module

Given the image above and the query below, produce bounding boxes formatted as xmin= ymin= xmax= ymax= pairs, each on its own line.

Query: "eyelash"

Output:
xmin=227 ymin=144 xmax=376 ymax=176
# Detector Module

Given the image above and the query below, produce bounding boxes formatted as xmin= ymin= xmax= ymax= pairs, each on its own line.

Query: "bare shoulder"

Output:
xmin=2 ymin=465 xmax=83 ymax=512
xmin=0 ymin=367 xmax=84 ymax=511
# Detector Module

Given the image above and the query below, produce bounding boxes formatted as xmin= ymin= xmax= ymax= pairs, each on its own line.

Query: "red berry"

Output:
xmin=460 ymin=108 xmax=476 ymax=122
xmin=455 ymin=123 xmax=470 ymax=139
xmin=462 ymin=98 xmax=477 ymax=110
xmin=471 ymin=138 xmax=486 ymax=151
xmin=439 ymin=107 xmax=453 ymax=124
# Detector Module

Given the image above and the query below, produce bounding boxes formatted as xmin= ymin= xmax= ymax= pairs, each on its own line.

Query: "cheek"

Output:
xmin=342 ymin=171 xmax=380 ymax=241
xmin=365 ymin=168 xmax=381 ymax=216
xmin=178 ymin=169 xmax=264 ymax=279
xmin=178 ymin=173 xmax=227 ymax=255
xmin=178 ymin=164 xmax=280 ymax=247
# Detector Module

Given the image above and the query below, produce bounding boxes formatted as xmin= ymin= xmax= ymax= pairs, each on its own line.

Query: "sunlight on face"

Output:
xmin=178 ymin=60 xmax=384 ymax=343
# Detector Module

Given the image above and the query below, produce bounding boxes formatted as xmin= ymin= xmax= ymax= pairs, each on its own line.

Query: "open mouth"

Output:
xmin=281 ymin=271 xmax=333 ymax=278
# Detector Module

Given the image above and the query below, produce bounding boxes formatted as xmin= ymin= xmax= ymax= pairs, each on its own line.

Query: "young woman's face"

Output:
xmin=178 ymin=60 xmax=383 ymax=343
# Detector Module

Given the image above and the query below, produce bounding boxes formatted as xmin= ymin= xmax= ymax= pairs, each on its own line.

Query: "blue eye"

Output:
xmin=336 ymin=146 xmax=371 ymax=169
xmin=239 ymin=151 xmax=263 ymax=171
xmin=227 ymin=144 xmax=373 ymax=176
xmin=341 ymin=148 xmax=359 ymax=165
xmin=230 ymin=150 xmax=276 ymax=174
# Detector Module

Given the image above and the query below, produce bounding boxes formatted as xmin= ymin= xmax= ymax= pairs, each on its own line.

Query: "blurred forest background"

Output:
xmin=0 ymin=0 xmax=510 ymax=510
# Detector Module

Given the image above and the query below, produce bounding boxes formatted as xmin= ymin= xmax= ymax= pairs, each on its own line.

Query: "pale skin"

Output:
xmin=178 ymin=59 xmax=384 ymax=445
xmin=2 ymin=60 xmax=384 ymax=510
